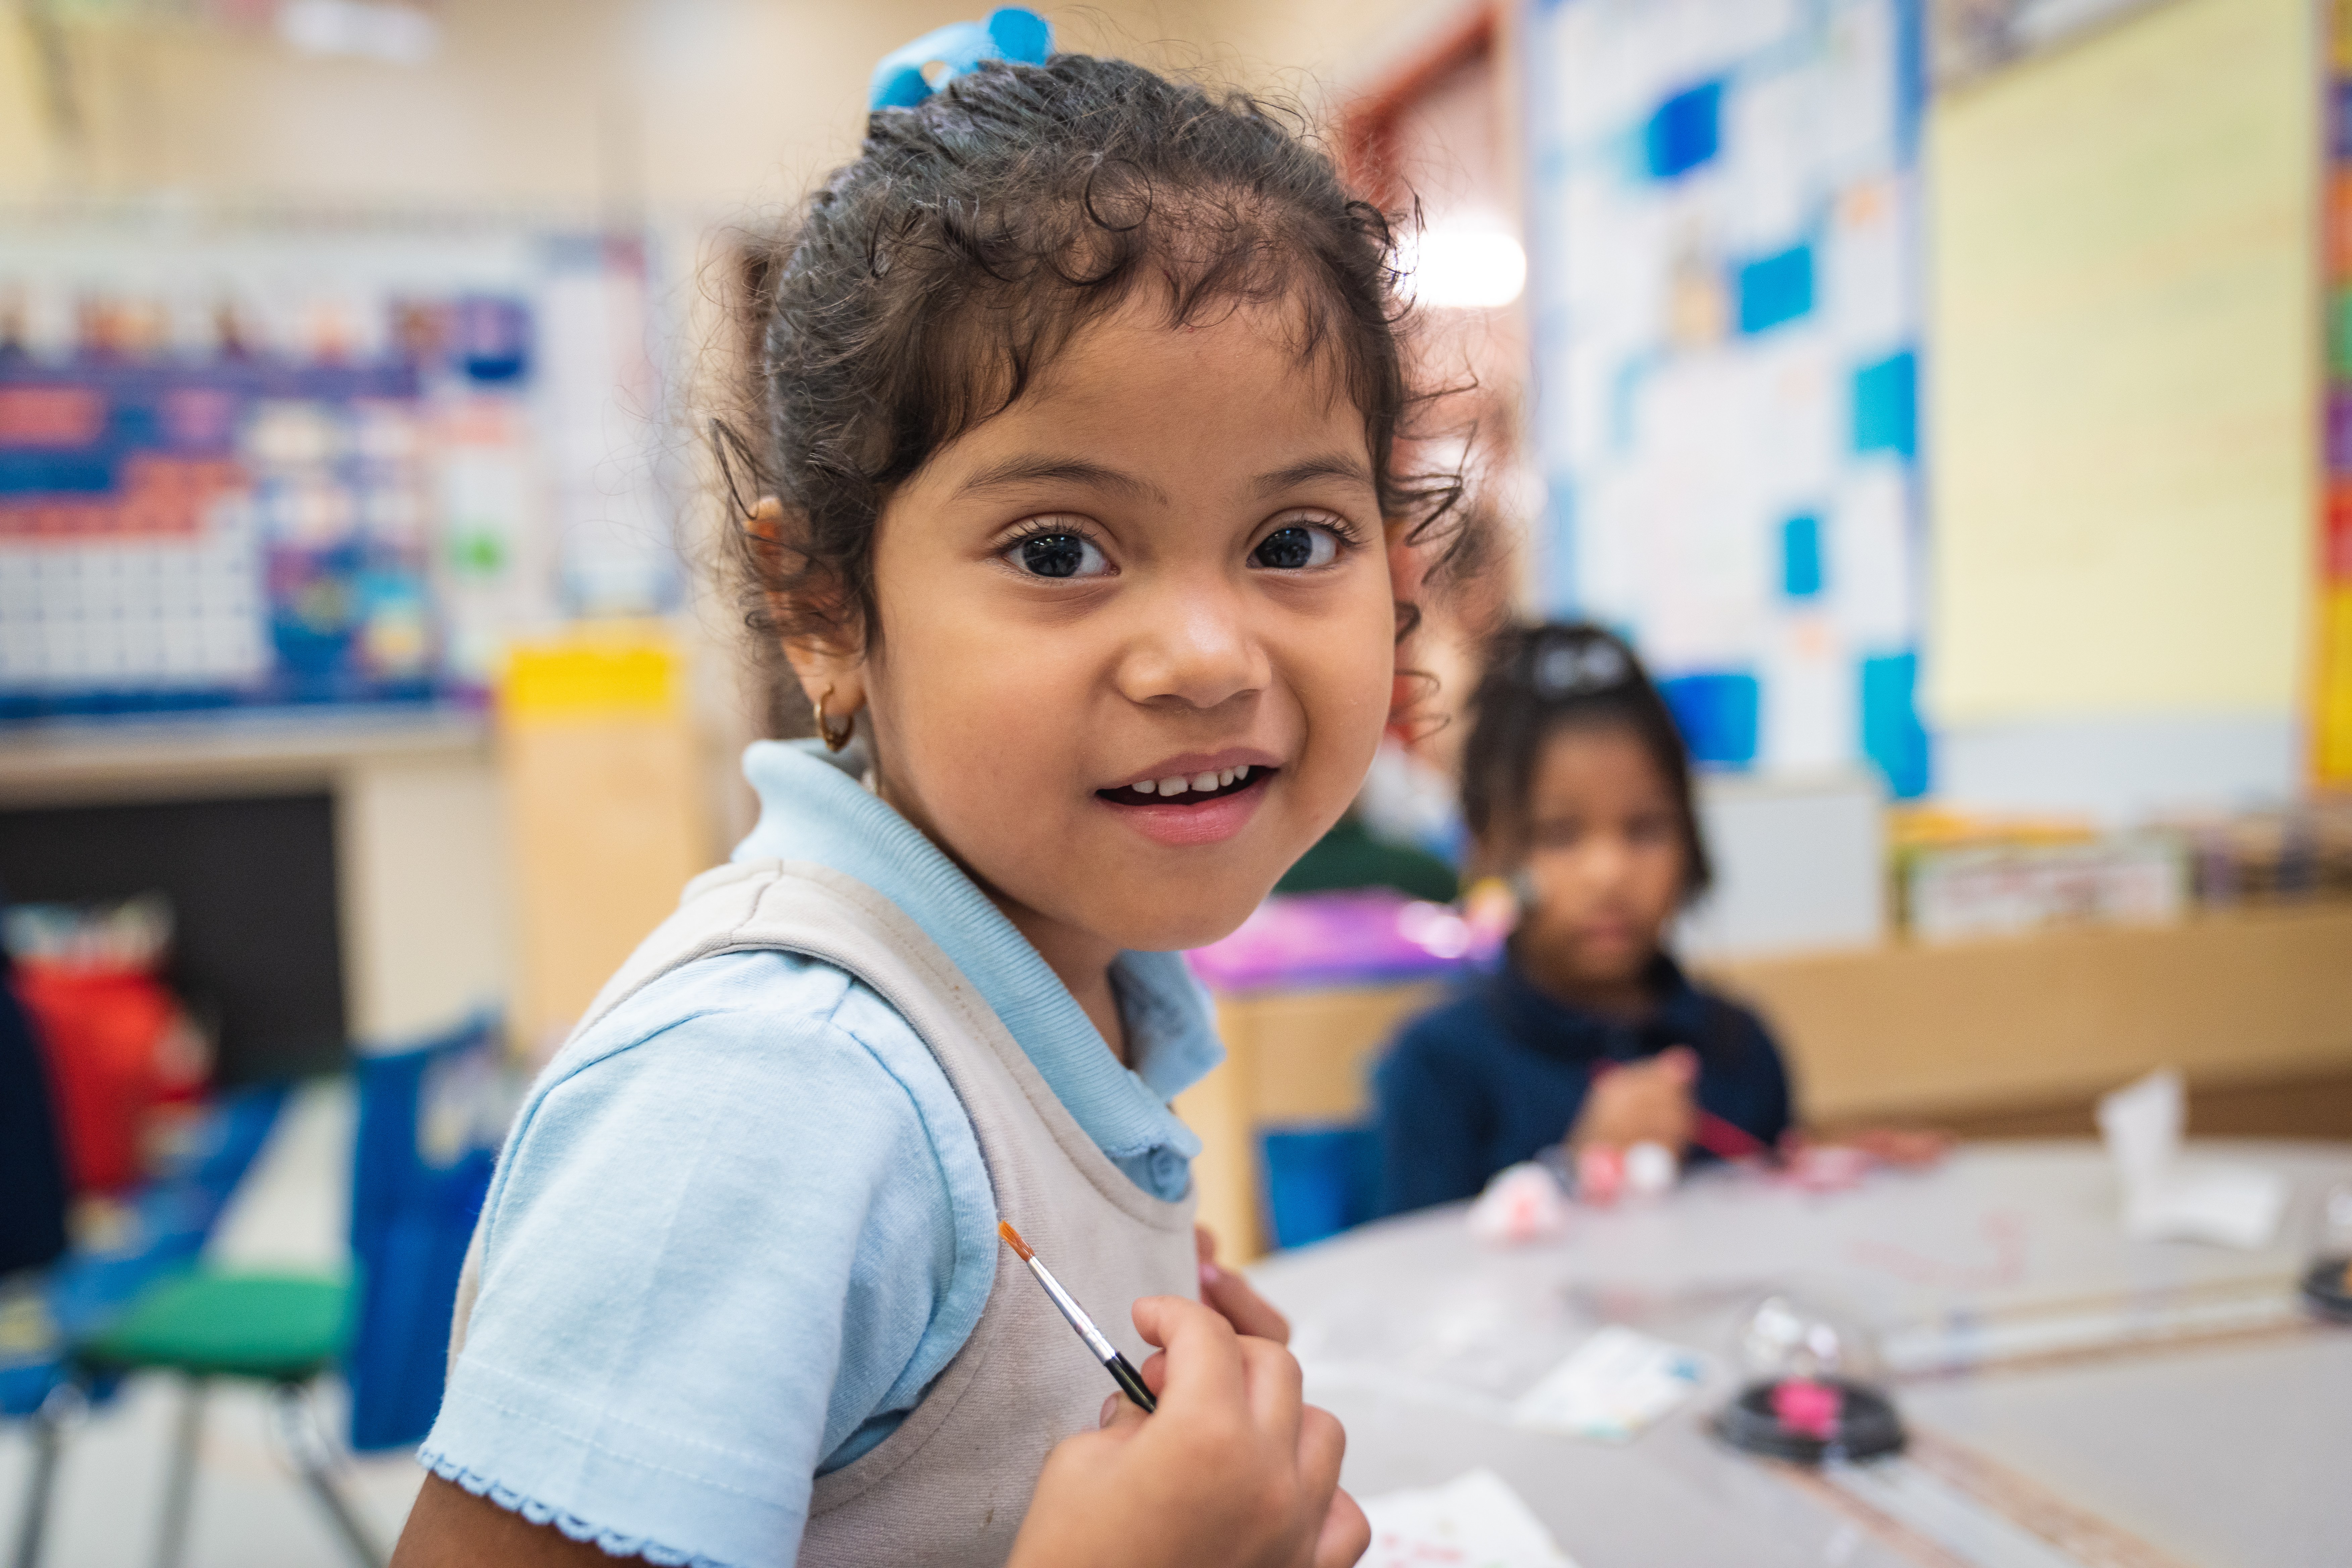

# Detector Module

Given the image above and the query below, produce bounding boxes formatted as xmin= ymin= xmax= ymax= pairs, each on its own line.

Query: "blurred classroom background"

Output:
xmin=2 ymin=0 xmax=2350 ymax=1562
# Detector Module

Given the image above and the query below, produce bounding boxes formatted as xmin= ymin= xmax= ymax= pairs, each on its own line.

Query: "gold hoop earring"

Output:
xmin=813 ymin=686 xmax=855 ymax=753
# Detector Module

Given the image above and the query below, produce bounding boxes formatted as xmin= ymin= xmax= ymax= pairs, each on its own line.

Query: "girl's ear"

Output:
xmin=744 ymin=495 xmax=870 ymax=732
xmin=781 ymin=635 xmax=866 ymax=737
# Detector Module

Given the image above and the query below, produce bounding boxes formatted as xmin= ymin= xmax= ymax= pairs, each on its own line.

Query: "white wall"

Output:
xmin=1679 ymin=772 xmax=1888 ymax=961
xmin=336 ymin=749 xmax=511 ymax=1046
xmin=0 ymin=0 xmax=1468 ymax=218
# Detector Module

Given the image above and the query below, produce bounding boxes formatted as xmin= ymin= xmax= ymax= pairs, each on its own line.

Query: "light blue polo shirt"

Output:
xmin=419 ymin=739 xmax=1222 ymax=1568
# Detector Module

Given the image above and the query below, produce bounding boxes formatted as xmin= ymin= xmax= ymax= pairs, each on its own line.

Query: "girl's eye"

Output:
xmin=1012 ymin=532 xmax=1110 ymax=579
xmin=1250 ymin=523 xmax=1341 ymax=571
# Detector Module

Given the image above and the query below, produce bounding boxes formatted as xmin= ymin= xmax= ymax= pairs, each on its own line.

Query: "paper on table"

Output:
xmin=1509 ymin=1326 xmax=1708 ymax=1443
xmin=1467 ymin=1162 xmax=1570 ymax=1246
xmin=1359 ymin=1469 xmax=1580 ymax=1568
xmin=2097 ymin=1069 xmax=2289 ymax=1249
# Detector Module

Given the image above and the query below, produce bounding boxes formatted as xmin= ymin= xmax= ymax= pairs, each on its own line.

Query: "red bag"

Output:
xmin=15 ymin=962 xmax=182 ymax=1194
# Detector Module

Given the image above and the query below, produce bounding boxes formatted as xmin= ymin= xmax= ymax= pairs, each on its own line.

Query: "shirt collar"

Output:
xmin=732 ymin=740 xmax=1218 ymax=1165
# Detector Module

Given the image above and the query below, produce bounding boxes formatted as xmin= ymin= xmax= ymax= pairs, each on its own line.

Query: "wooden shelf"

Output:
xmin=0 ymin=706 xmax=490 ymax=806
xmin=1704 ymin=902 xmax=2352 ymax=1122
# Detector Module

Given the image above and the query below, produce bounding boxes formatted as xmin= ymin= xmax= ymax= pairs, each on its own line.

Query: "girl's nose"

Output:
xmin=1576 ymin=833 xmax=1638 ymax=890
xmin=1116 ymin=580 xmax=1268 ymax=711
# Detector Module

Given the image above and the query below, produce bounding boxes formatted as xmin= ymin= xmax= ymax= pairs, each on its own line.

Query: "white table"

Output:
xmin=1249 ymin=1140 xmax=2352 ymax=1568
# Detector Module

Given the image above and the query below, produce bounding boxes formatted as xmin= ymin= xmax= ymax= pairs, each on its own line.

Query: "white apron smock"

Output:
xmin=450 ymin=859 xmax=1199 ymax=1566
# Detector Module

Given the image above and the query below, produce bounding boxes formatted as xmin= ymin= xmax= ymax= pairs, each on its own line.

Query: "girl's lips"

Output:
xmin=1097 ymin=769 xmax=1271 ymax=846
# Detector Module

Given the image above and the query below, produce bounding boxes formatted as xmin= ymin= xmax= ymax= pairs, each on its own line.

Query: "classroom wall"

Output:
xmin=0 ymin=0 xmax=1470 ymax=1044
xmin=0 ymin=0 xmax=1458 ymax=217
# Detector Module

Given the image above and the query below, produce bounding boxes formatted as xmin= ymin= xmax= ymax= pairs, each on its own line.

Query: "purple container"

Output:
xmin=1184 ymin=890 xmax=1494 ymax=993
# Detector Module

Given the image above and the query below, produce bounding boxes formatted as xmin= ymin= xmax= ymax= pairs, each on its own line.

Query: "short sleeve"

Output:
xmin=418 ymin=950 xmax=991 ymax=1568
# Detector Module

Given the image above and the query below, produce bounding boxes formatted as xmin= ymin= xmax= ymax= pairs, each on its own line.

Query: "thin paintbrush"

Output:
xmin=997 ymin=1221 xmax=1157 ymax=1414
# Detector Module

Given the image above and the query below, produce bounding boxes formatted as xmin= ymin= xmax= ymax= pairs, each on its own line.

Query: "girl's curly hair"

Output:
xmin=715 ymin=52 xmax=1479 ymax=735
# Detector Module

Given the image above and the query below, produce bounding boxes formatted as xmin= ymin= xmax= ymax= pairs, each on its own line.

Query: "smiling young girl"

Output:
xmin=393 ymin=45 xmax=1467 ymax=1568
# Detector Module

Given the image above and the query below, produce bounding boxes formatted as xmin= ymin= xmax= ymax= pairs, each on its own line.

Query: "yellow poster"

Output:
xmin=1926 ymin=0 xmax=2318 ymax=722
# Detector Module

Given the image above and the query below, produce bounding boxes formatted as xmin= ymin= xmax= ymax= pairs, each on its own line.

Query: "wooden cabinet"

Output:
xmin=1706 ymin=903 xmax=2352 ymax=1124
xmin=1176 ymin=978 xmax=1447 ymax=1262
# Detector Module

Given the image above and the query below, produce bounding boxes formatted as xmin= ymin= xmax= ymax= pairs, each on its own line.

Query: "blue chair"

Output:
xmin=1259 ymin=1123 xmax=1384 ymax=1251
xmin=346 ymin=1017 xmax=504 ymax=1452
xmin=10 ymin=1015 xmax=504 ymax=1568
xmin=6 ymin=1083 xmax=285 ymax=1568
xmin=0 ymin=955 xmax=68 ymax=1280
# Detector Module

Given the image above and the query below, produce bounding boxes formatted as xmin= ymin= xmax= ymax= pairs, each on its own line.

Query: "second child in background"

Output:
xmin=1374 ymin=623 xmax=1791 ymax=1215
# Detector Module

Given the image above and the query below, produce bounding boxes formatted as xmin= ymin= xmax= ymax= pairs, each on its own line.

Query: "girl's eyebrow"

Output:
xmin=958 ymin=454 xmax=1170 ymax=504
xmin=1253 ymin=454 xmax=1375 ymax=495
xmin=956 ymin=451 xmax=1376 ymax=505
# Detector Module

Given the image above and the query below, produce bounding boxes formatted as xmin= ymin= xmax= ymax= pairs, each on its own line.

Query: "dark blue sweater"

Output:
xmin=1372 ymin=951 xmax=1793 ymax=1216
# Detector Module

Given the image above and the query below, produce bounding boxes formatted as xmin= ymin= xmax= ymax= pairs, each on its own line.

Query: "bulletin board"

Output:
xmin=1523 ymin=0 xmax=1931 ymax=797
xmin=1923 ymin=0 xmax=2318 ymax=726
xmin=0 ymin=216 xmax=679 ymax=724
xmin=2324 ymin=0 xmax=2352 ymax=786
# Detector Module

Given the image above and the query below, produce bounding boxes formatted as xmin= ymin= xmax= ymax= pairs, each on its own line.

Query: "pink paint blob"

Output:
xmin=1770 ymin=1377 xmax=1845 ymax=1441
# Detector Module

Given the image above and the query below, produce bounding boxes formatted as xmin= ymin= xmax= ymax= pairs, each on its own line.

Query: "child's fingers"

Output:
xmin=1201 ymin=1261 xmax=1291 ymax=1344
xmin=1195 ymin=1222 xmax=1288 ymax=1342
xmin=1296 ymin=1402 xmax=1346 ymax=1501
xmin=1313 ymin=1485 xmax=1372 ymax=1568
xmin=1097 ymin=1389 xmax=1149 ymax=1434
xmin=1236 ymin=1331 xmax=1306 ymax=1451
xmin=1135 ymin=1347 xmax=1168 ymax=1398
xmin=1130 ymin=1294 xmax=1246 ymax=1410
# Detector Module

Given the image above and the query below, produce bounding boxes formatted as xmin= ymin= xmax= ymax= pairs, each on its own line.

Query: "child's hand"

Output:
xmin=1198 ymin=1224 xmax=1290 ymax=1344
xmin=1008 ymin=1295 xmax=1368 ymax=1568
xmin=1570 ymin=1046 xmax=1698 ymax=1155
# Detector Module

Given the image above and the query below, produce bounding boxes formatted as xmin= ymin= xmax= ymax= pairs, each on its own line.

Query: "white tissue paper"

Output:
xmin=1360 ymin=1468 xmax=1580 ymax=1568
xmin=1468 ymin=1161 xmax=1570 ymax=1245
xmin=1509 ymin=1325 xmax=1707 ymax=1443
xmin=1623 ymin=1140 xmax=1678 ymax=1198
xmin=2096 ymin=1069 xmax=2287 ymax=1250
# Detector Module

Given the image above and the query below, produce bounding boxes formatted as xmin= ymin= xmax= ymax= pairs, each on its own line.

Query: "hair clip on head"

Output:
xmin=869 ymin=8 xmax=1052 ymax=111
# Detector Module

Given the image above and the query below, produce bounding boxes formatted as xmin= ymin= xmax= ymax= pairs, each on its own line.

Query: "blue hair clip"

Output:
xmin=869 ymin=7 xmax=1052 ymax=110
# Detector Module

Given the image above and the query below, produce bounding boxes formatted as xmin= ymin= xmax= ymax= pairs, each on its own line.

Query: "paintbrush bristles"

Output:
xmin=997 ymin=1220 xmax=1035 ymax=1262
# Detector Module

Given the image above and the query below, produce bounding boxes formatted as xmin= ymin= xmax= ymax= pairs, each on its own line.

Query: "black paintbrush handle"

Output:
xmin=1107 ymin=1352 xmax=1157 ymax=1414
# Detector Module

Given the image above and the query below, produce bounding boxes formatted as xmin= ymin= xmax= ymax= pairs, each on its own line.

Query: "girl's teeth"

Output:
xmin=1124 ymin=765 xmax=1257 ymax=798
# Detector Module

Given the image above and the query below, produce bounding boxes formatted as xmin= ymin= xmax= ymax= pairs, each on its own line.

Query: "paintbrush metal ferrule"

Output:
xmin=999 ymin=1220 xmax=1157 ymax=1413
xmin=1023 ymin=1254 xmax=1121 ymax=1362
